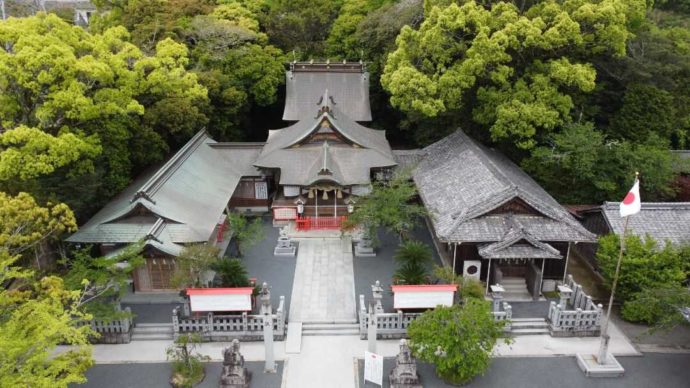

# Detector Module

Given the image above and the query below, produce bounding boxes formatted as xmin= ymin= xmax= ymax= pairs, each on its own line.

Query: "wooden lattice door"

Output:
xmin=146 ymin=256 xmax=175 ymax=290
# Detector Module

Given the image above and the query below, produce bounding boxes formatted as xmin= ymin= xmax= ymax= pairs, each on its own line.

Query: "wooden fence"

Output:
xmin=172 ymin=296 xmax=286 ymax=341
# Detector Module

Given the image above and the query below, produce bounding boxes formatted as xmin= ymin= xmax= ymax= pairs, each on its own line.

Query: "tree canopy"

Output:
xmin=0 ymin=13 xmax=208 ymax=217
xmin=382 ymin=0 xmax=646 ymax=149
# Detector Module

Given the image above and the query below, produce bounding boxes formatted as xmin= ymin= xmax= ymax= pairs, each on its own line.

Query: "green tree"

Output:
xmin=166 ymin=333 xmax=210 ymax=388
xmin=261 ymin=0 xmax=343 ymax=58
xmin=226 ymin=213 xmax=264 ymax=257
xmin=342 ymin=172 xmax=427 ymax=242
xmin=211 ymin=258 xmax=251 ymax=288
xmin=0 ymin=191 xmax=77 ymax=270
xmin=621 ymin=284 xmax=690 ymax=330
xmin=60 ymin=243 xmax=144 ymax=320
xmin=170 ymin=244 xmax=220 ymax=288
xmin=522 ymin=122 xmax=678 ymax=203
xmin=596 ymin=233 xmax=686 ymax=302
xmin=0 ymin=13 xmax=208 ymax=216
xmin=394 ymin=240 xmax=432 ymax=285
xmin=407 ymin=300 xmax=508 ymax=384
xmin=0 ymin=250 xmax=94 ymax=387
xmin=382 ymin=0 xmax=646 ymax=149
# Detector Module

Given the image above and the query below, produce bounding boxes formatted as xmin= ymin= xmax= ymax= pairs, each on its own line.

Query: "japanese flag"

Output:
xmin=619 ymin=178 xmax=641 ymax=218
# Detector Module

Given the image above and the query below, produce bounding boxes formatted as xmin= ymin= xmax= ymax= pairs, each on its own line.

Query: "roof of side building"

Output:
xmin=600 ymin=202 xmax=690 ymax=246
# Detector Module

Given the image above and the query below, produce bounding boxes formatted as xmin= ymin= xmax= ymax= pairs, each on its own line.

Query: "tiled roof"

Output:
xmin=255 ymin=93 xmax=396 ymax=186
xmin=283 ymin=63 xmax=372 ymax=121
xmin=68 ymin=130 xmax=250 ymax=248
xmin=601 ymin=202 xmax=690 ymax=246
xmin=414 ymin=130 xmax=596 ymax=243
xmin=392 ymin=149 xmax=424 ymax=172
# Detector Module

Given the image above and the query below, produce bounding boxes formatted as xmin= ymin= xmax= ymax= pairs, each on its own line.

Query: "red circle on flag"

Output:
xmin=623 ymin=192 xmax=635 ymax=205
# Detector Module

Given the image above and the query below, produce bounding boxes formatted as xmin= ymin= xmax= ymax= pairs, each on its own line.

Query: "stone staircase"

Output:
xmin=301 ymin=319 xmax=359 ymax=336
xmin=131 ymin=323 xmax=174 ymax=341
xmin=500 ymin=277 xmax=533 ymax=301
xmin=510 ymin=318 xmax=549 ymax=336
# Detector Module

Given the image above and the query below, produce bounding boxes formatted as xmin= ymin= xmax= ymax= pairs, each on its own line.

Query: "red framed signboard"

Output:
xmin=392 ymin=284 xmax=457 ymax=309
xmin=186 ymin=288 xmax=253 ymax=312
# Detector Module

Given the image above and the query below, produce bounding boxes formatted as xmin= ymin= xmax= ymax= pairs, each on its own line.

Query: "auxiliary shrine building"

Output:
xmin=68 ymin=62 xmax=595 ymax=296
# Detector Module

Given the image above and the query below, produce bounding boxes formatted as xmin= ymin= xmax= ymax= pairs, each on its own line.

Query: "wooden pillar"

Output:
xmin=539 ymin=258 xmax=546 ymax=298
xmin=562 ymin=242 xmax=572 ymax=283
xmin=485 ymin=259 xmax=492 ymax=295
xmin=452 ymin=242 xmax=457 ymax=274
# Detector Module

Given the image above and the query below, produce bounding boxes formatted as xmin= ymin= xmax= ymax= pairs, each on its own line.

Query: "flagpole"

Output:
xmin=597 ymin=172 xmax=637 ymax=365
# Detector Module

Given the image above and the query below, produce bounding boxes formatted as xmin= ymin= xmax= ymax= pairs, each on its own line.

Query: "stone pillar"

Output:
xmin=558 ymin=285 xmax=573 ymax=310
xmin=367 ymin=304 xmax=377 ymax=352
xmin=183 ymin=300 xmax=191 ymax=317
xmin=259 ymin=282 xmax=272 ymax=315
xmin=490 ymin=284 xmax=505 ymax=313
xmin=263 ymin=315 xmax=276 ymax=373
xmin=371 ymin=280 xmax=384 ymax=314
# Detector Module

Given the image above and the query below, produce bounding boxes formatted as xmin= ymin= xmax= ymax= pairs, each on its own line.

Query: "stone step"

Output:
xmin=302 ymin=328 xmax=360 ymax=336
xmin=511 ymin=318 xmax=547 ymax=323
xmin=510 ymin=328 xmax=550 ymax=336
xmin=511 ymin=321 xmax=548 ymax=330
xmin=301 ymin=318 xmax=358 ymax=325
xmin=302 ymin=323 xmax=360 ymax=331
xmin=501 ymin=278 xmax=526 ymax=284
xmin=131 ymin=332 xmax=174 ymax=341
xmin=132 ymin=323 xmax=173 ymax=335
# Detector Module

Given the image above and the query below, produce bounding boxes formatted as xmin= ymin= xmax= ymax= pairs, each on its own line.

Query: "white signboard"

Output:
xmin=254 ymin=182 xmax=268 ymax=200
xmin=392 ymin=285 xmax=456 ymax=310
xmin=273 ymin=207 xmax=297 ymax=220
xmin=187 ymin=288 xmax=253 ymax=312
xmin=364 ymin=351 xmax=383 ymax=386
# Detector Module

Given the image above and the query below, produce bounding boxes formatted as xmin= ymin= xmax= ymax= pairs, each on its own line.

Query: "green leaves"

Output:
xmin=407 ymin=300 xmax=508 ymax=385
xmin=597 ymin=233 xmax=687 ymax=302
xmin=394 ymin=240 xmax=433 ymax=285
xmin=0 ymin=126 xmax=101 ymax=180
xmin=382 ymin=0 xmax=645 ymax=148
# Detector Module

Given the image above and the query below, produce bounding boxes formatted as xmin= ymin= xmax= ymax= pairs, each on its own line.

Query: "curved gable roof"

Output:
xmin=413 ymin=130 xmax=595 ymax=243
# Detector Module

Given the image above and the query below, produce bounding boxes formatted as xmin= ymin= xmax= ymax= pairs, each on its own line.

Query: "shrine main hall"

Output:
xmin=68 ymin=62 xmax=595 ymax=294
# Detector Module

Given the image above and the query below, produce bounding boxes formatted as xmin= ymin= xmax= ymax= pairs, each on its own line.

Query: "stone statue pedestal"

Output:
xmin=219 ymin=340 xmax=252 ymax=388
xmin=273 ymin=227 xmax=297 ymax=256
xmin=354 ymin=239 xmax=375 ymax=257
xmin=389 ymin=339 xmax=422 ymax=388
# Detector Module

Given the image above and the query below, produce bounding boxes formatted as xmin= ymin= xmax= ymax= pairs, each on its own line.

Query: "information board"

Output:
xmin=187 ymin=288 xmax=253 ymax=312
xmin=364 ymin=351 xmax=383 ymax=386
xmin=392 ymin=284 xmax=457 ymax=309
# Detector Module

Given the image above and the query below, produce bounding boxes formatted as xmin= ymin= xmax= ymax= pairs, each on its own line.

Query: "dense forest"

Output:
xmin=1 ymin=0 xmax=689 ymax=225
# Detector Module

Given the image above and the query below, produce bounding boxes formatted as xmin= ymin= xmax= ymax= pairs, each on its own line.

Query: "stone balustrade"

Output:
xmin=173 ymin=296 xmax=286 ymax=341
xmin=358 ymin=293 xmax=511 ymax=339
xmin=77 ymin=307 xmax=133 ymax=344
xmin=547 ymin=275 xmax=602 ymax=337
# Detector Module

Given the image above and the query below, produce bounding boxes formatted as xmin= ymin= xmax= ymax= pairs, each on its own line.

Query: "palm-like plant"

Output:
xmin=211 ymin=258 xmax=251 ymax=288
xmin=393 ymin=240 xmax=432 ymax=285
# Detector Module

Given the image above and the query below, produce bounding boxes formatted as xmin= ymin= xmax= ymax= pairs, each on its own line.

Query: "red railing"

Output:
xmin=295 ymin=216 xmax=347 ymax=231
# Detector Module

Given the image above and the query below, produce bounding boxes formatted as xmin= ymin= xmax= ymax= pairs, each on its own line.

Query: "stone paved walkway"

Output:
xmin=289 ymin=238 xmax=356 ymax=323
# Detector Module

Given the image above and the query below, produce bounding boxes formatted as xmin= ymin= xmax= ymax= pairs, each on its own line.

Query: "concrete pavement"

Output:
xmin=289 ymin=238 xmax=356 ymax=323
xmin=58 ymin=318 xmax=639 ymax=388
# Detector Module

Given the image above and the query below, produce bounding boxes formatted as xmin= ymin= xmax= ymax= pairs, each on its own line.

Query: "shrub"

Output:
xmin=596 ymin=234 xmax=685 ymax=301
xmin=211 ymin=258 xmax=251 ymax=288
xmin=393 ymin=240 xmax=432 ymax=285
xmin=166 ymin=334 xmax=210 ymax=388
xmin=407 ymin=300 xmax=509 ymax=385
xmin=622 ymin=285 xmax=690 ymax=330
